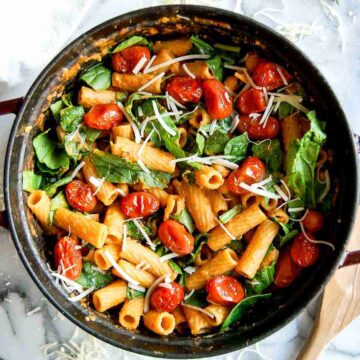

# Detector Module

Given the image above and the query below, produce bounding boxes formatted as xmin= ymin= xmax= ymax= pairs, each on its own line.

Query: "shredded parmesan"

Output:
xmin=211 ymin=159 xmax=239 ymax=170
xmin=128 ymin=283 xmax=146 ymax=292
xmin=143 ymin=55 xmax=157 ymax=73
xmin=68 ymin=287 xmax=95 ymax=302
xmin=209 ymin=119 xmax=217 ymax=135
xmin=184 ymin=266 xmax=196 ymax=274
xmin=259 ymin=95 xmax=275 ymax=125
xmin=160 ymin=253 xmax=179 ymax=262
xmin=144 ymin=54 xmax=210 ymax=74
xmin=225 ymin=86 xmax=237 ymax=98
xmin=170 ymin=153 xmax=199 ymax=164
xmin=158 ymin=283 xmax=173 ymax=289
xmin=199 ymin=129 xmax=209 ymax=138
xmin=151 ymin=100 xmax=177 ymax=136
xmin=132 ymin=56 xmax=148 ymax=74
xmin=50 ymin=273 xmax=83 ymax=292
xmin=137 ymin=129 xmax=154 ymax=156
xmin=184 ymin=289 xmax=195 ymax=300
xmin=144 ymin=275 xmax=170 ymax=313
xmin=214 ymin=217 xmax=236 ymax=240
xmin=89 ymin=176 xmax=105 ymax=195
xmin=273 ymin=96 xmax=309 ymax=113
xmin=239 ymin=182 xmax=280 ymax=200
xmin=273 ymin=184 xmax=289 ymax=201
xmin=104 ymin=250 xmax=140 ymax=285
xmin=276 ymin=65 xmax=288 ymax=85
xmin=166 ymin=91 xmax=187 ymax=109
xmin=252 ymin=176 xmax=273 ymax=188
xmin=288 ymin=208 xmax=309 ymax=222
xmin=132 ymin=219 xmax=156 ymax=250
xmin=224 ymin=65 xmax=262 ymax=90
xmin=300 ymin=222 xmax=335 ymax=250
xmin=249 ymin=113 xmax=261 ymax=120
xmin=117 ymin=101 xmax=141 ymax=143
xmin=138 ymin=106 xmax=144 ymax=117
xmin=70 ymin=161 xmax=85 ymax=179
xmin=138 ymin=72 xmax=165 ymax=92
xmin=182 ymin=63 xmax=196 ymax=79
xmin=229 ymin=115 xmax=240 ymax=133
xmin=137 ymin=159 xmax=150 ymax=174
xmin=288 ymin=207 xmax=305 ymax=213
xmin=181 ymin=302 xmax=215 ymax=319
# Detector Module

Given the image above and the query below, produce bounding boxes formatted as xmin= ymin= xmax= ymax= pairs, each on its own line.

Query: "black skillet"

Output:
xmin=0 ymin=5 xmax=359 ymax=358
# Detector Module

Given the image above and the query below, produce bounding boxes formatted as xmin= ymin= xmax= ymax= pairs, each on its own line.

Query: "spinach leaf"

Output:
xmin=171 ymin=208 xmax=195 ymax=233
xmin=50 ymin=100 xmax=64 ymax=122
xmin=273 ymin=220 xmax=298 ymax=248
xmin=286 ymin=111 xmax=327 ymax=207
xmin=83 ymin=126 xmax=101 ymax=142
xmin=89 ymin=151 xmax=171 ymax=189
xmin=126 ymin=220 xmax=151 ymax=240
xmin=221 ymin=294 xmax=272 ymax=331
xmin=22 ymin=171 xmax=42 ymax=192
xmin=195 ymin=133 xmax=205 ymax=154
xmin=76 ymin=262 xmax=114 ymax=289
xmin=33 ymin=130 xmax=69 ymax=171
xmin=112 ymin=36 xmax=151 ymax=53
xmin=126 ymin=286 xmax=146 ymax=299
xmin=224 ymin=133 xmax=249 ymax=162
xmin=80 ymin=63 xmax=112 ymax=90
xmin=245 ymin=262 xmax=276 ymax=295
xmin=179 ymin=272 xmax=187 ymax=287
xmin=219 ymin=205 xmax=242 ymax=224
xmin=228 ymin=239 xmax=243 ymax=252
xmin=278 ymin=102 xmax=296 ymax=119
xmin=187 ymin=233 xmax=208 ymax=265
xmin=61 ymin=93 xmax=73 ymax=107
xmin=252 ymin=139 xmax=283 ymax=174
xmin=44 ymin=175 xmax=73 ymax=197
xmin=59 ymin=106 xmax=84 ymax=132
xmin=190 ymin=35 xmax=215 ymax=55
xmin=184 ymin=289 xmax=208 ymax=307
xmin=169 ymin=260 xmax=182 ymax=275
xmin=50 ymin=191 xmax=69 ymax=224
xmin=206 ymin=55 xmax=223 ymax=81
xmin=199 ymin=125 xmax=230 ymax=155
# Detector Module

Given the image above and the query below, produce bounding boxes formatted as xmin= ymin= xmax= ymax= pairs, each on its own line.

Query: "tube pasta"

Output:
xmin=112 ymin=259 xmax=156 ymax=288
xmin=111 ymin=137 xmax=176 ymax=173
xmin=236 ymin=219 xmax=280 ymax=279
xmin=172 ymin=61 xmax=213 ymax=80
xmin=174 ymin=180 xmax=217 ymax=232
xmin=93 ymin=280 xmax=127 ymax=312
xmin=150 ymin=49 xmax=174 ymax=74
xmin=194 ymin=166 xmax=224 ymax=190
xmin=119 ymin=298 xmax=144 ymax=330
xmin=146 ymin=187 xmax=169 ymax=207
xmin=112 ymin=73 xmax=162 ymax=94
xmin=120 ymin=238 xmax=175 ymax=279
xmin=54 ymin=208 xmax=108 ymax=248
xmin=241 ymin=193 xmax=263 ymax=208
xmin=205 ymin=190 xmax=228 ymax=215
xmin=189 ymin=107 xmax=212 ymax=128
xmin=183 ymin=307 xmax=212 ymax=335
xmin=173 ymin=306 xmax=187 ymax=327
xmin=205 ymin=305 xmax=230 ymax=327
xmin=112 ymin=124 xmax=134 ymax=140
xmin=207 ymin=204 xmax=267 ymax=251
xmin=103 ymin=201 xmax=126 ymax=244
xmin=143 ymin=311 xmax=176 ymax=335
xmin=224 ymin=76 xmax=240 ymax=92
xmin=211 ymin=164 xmax=230 ymax=178
xmin=270 ymin=208 xmax=289 ymax=224
xmin=176 ymin=127 xmax=187 ymax=149
xmin=260 ymin=197 xmax=278 ymax=212
xmin=78 ymin=86 xmax=116 ymax=107
xmin=83 ymin=157 xmax=118 ymax=206
xmin=194 ymin=244 xmax=213 ymax=267
xmin=186 ymin=249 xmax=238 ymax=290
xmin=163 ymin=195 xmax=185 ymax=221
xmin=153 ymin=38 xmax=192 ymax=56
xmin=94 ymin=244 xmax=121 ymax=270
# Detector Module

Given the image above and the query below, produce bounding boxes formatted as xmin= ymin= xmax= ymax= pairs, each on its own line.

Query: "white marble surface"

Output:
xmin=0 ymin=0 xmax=360 ymax=359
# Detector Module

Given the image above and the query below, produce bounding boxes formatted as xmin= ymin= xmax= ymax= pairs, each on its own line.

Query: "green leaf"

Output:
xmin=224 ymin=133 xmax=249 ymax=163
xmin=33 ymin=130 xmax=69 ymax=171
xmin=219 ymin=205 xmax=242 ymax=224
xmin=82 ymin=126 xmax=101 ymax=142
xmin=221 ymin=294 xmax=272 ymax=331
xmin=169 ymin=260 xmax=182 ymax=274
xmin=187 ymin=233 xmax=208 ymax=265
xmin=206 ymin=55 xmax=223 ymax=81
xmin=278 ymin=102 xmax=296 ymax=119
xmin=76 ymin=262 xmax=114 ymax=289
xmin=50 ymin=191 xmax=69 ymax=224
xmin=112 ymin=36 xmax=151 ymax=53
xmin=214 ymin=43 xmax=241 ymax=53
xmin=245 ymin=262 xmax=276 ymax=295
xmin=199 ymin=125 xmax=230 ymax=155
xmin=22 ymin=171 xmax=42 ymax=192
xmin=61 ymin=93 xmax=73 ymax=107
xmin=171 ymin=208 xmax=195 ymax=233
xmin=59 ymin=106 xmax=85 ymax=132
xmin=179 ymin=272 xmax=187 ymax=287
xmin=190 ymin=35 xmax=215 ymax=55
xmin=89 ymin=151 xmax=172 ymax=189
xmin=184 ymin=289 xmax=208 ymax=307
xmin=50 ymin=100 xmax=64 ymax=122
xmin=228 ymin=239 xmax=243 ymax=252
xmin=80 ymin=63 xmax=112 ymax=90
xmin=252 ymin=139 xmax=283 ymax=175
xmin=286 ymin=111 xmax=327 ymax=207
xmin=44 ymin=175 xmax=73 ymax=197
xmin=126 ymin=286 xmax=146 ymax=299
xmin=126 ymin=220 xmax=151 ymax=240
xmin=273 ymin=220 xmax=298 ymax=248
xmin=195 ymin=133 xmax=205 ymax=154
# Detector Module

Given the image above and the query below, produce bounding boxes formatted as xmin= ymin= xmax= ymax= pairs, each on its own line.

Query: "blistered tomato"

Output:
xmin=111 ymin=46 xmax=150 ymax=73
xmin=274 ymin=250 xmax=301 ymax=288
xmin=166 ymin=76 xmax=202 ymax=104
xmin=237 ymin=115 xmax=279 ymax=140
xmin=302 ymin=210 xmax=324 ymax=233
xmin=236 ymin=88 xmax=267 ymax=114
xmin=65 ymin=180 xmax=97 ymax=212
xmin=290 ymin=233 xmax=319 ymax=268
xmin=206 ymin=275 xmax=244 ymax=306
xmin=120 ymin=192 xmax=160 ymax=218
xmin=150 ymin=282 xmax=184 ymax=312
xmin=253 ymin=61 xmax=292 ymax=90
xmin=84 ymin=104 xmax=123 ymax=130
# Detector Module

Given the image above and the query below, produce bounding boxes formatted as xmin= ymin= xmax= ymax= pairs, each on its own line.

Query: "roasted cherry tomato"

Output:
xmin=54 ymin=237 xmax=82 ymax=280
xmin=111 ymin=46 xmax=150 ymax=73
xmin=166 ymin=75 xmax=202 ymax=104
xmin=302 ymin=210 xmax=324 ymax=233
xmin=202 ymin=79 xmax=233 ymax=119
xmin=158 ymin=220 xmax=194 ymax=255
xmin=274 ymin=249 xmax=301 ymax=288
xmin=206 ymin=275 xmax=244 ymax=306
xmin=237 ymin=114 xmax=279 ymax=140
xmin=121 ymin=192 xmax=160 ymax=218
xmin=253 ymin=61 xmax=292 ymax=90
xmin=65 ymin=180 xmax=97 ymax=212
xmin=236 ymin=88 xmax=267 ymax=114
xmin=84 ymin=103 xmax=123 ymax=130
xmin=150 ymin=282 xmax=184 ymax=312
xmin=290 ymin=233 xmax=319 ymax=268
xmin=226 ymin=156 xmax=266 ymax=195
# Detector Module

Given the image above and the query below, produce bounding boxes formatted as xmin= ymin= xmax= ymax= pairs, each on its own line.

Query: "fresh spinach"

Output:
xmin=126 ymin=220 xmax=151 ymax=240
xmin=274 ymin=220 xmax=298 ymax=248
xmin=206 ymin=55 xmax=223 ymax=81
xmin=112 ymin=36 xmax=151 ymax=53
xmin=278 ymin=102 xmax=296 ymax=119
xmin=245 ymin=262 xmax=276 ymax=295
xmin=49 ymin=191 xmax=69 ymax=224
xmin=50 ymin=100 xmax=64 ymax=122
xmin=219 ymin=205 xmax=242 ymax=224
xmin=190 ymin=35 xmax=215 ymax=55
xmin=44 ymin=175 xmax=73 ymax=197
xmin=59 ymin=106 xmax=84 ymax=132
xmin=61 ymin=93 xmax=73 ymax=107
xmin=171 ymin=208 xmax=195 ymax=233
xmin=22 ymin=171 xmax=42 ymax=192
xmin=80 ymin=63 xmax=112 ymax=90
xmin=224 ymin=133 xmax=249 ymax=163
xmin=286 ymin=111 xmax=326 ymax=207
xmin=252 ymin=139 xmax=283 ymax=175
xmin=184 ymin=289 xmax=208 ymax=307
xmin=214 ymin=43 xmax=241 ymax=53
xmin=89 ymin=151 xmax=172 ymax=189
xmin=76 ymin=262 xmax=114 ymax=289
xmin=126 ymin=286 xmax=146 ymax=299
xmin=221 ymin=294 xmax=272 ymax=331
xmin=169 ymin=260 xmax=182 ymax=275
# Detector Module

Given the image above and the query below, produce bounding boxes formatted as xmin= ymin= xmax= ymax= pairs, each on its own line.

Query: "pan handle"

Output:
xmin=0 ymin=97 xmax=23 ymax=116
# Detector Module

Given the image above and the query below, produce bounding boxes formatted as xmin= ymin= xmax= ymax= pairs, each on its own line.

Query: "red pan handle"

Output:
xmin=0 ymin=97 xmax=23 ymax=115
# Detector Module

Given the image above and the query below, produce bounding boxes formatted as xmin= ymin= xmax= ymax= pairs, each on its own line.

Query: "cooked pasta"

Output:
xmin=143 ymin=311 xmax=176 ymax=335
xmin=94 ymin=244 xmax=121 ymax=270
xmin=119 ymin=298 xmax=145 ymax=330
xmin=103 ymin=201 xmax=126 ymax=244
xmin=78 ymin=86 xmax=116 ymax=107
xmin=93 ymin=280 xmax=127 ymax=312
xmin=194 ymin=166 xmax=224 ymax=190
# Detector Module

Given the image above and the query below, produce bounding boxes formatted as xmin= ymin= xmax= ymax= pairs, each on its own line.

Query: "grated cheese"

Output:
xmin=225 ymin=86 xmax=237 ymax=98
xmin=300 ymin=222 xmax=335 ymax=250
xmin=50 ymin=272 xmax=83 ymax=292
xmin=259 ymin=95 xmax=275 ymax=125
xmin=184 ymin=266 xmax=196 ymax=274
xmin=128 ymin=283 xmax=146 ymax=292
xmin=158 ymin=283 xmax=173 ymax=289
xmin=166 ymin=91 xmax=187 ymax=109
xmin=136 ymin=159 xmax=150 ymax=174
xmin=68 ymin=287 xmax=95 ymax=302
xmin=132 ymin=219 xmax=156 ymax=250
xmin=88 ymin=176 xmax=105 ymax=195
xmin=152 ymin=100 xmax=177 ymax=136
xmin=181 ymin=302 xmax=215 ymax=319
xmin=70 ymin=161 xmax=85 ymax=179
xmin=132 ymin=56 xmax=148 ymax=74
xmin=160 ymin=253 xmax=179 ymax=262
xmin=137 ymin=72 xmax=165 ymax=92
xmin=137 ymin=129 xmax=155 ymax=156
xmin=317 ymin=169 xmax=330 ymax=202
xmin=225 ymin=65 xmax=262 ymax=90
xmin=211 ymin=159 xmax=239 ymax=170
xmin=138 ymin=106 xmax=144 ymax=117
xmin=252 ymin=175 xmax=273 ymax=188
xmin=214 ymin=217 xmax=236 ymax=240
xmin=169 ymin=101 xmax=181 ymax=122
xmin=249 ymin=113 xmax=261 ymax=120
xmin=229 ymin=115 xmax=240 ymax=133
xmin=169 ymin=153 xmax=199 ymax=165
xmin=273 ymin=96 xmax=309 ymax=113
xmin=184 ymin=289 xmax=195 ymax=300
xmin=144 ymin=54 xmax=210 ymax=74
xmin=117 ymin=101 xmax=141 ymax=143
xmin=288 ymin=207 xmax=305 ymax=213
xmin=209 ymin=119 xmax=217 ymax=135
xmin=276 ymin=65 xmax=288 ymax=85
xmin=239 ymin=182 xmax=280 ymax=200
xmin=273 ymin=184 xmax=289 ymax=201
xmin=144 ymin=275 xmax=169 ymax=313
xmin=143 ymin=55 xmax=157 ymax=73
xmin=288 ymin=208 xmax=309 ymax=222
xmin=199 ymin=129 xmax=209 ymax=138
xmin=182 ymin=63 xmax=196 ymax=79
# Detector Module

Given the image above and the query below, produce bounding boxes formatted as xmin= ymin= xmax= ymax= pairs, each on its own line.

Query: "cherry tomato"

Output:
xmin=245 ymin=52 xmax=263 ymax=73
xmin=236 ymin=88 xmax=267 ymax=114
xmin=274 ymin=250 xmax=301 ymax=288
xmin=120 ymin=192 xmax=160 ymax=218
xmin=84 ymin=104 xmax=123 ymax=130
xmin=290 ymin=233 xmax=319 ymax=268
xmin=202 ymin=79 xmax=233 ymax=119
xmin=226 ymin=156 xmax=266 ymax=195
xmin=111 ymin=46 xmax=150 ymax=73
xmin=158 ymin=220 xmax=194 ymax=255
xmin=54 ymin=237 xmax=82 ymax=280
xmin=150 ymin=282 xmax=184 ymax=312
xmin=302 ymin=210 xmax=324 ymax=233
xmin=205 ymin=276 xmax=244 ymax=306
xmin=253 ymin=61 xmax=292 ymax=90
xmin=65 ymin=180 xmax=97 ymax=212
xmin=166 ymin=76 xmax=202 ymax=104
xmin=237 ymin=114 xmax=279 ymax=140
